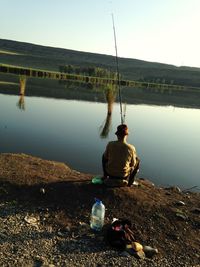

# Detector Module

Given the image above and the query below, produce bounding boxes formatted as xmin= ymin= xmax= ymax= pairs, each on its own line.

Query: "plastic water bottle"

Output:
xmin=90 ymin=198 xmax=105 ymax=231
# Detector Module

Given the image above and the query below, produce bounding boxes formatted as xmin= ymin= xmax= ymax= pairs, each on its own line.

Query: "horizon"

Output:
xmin=1 ymin=0 xmax=200 ymax=68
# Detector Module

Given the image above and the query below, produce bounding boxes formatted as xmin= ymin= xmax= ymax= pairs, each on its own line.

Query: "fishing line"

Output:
xmin=123 ymin=102 xmax=127 ymax=123
xmin=111 ymin=13 xmax=124 ymax=124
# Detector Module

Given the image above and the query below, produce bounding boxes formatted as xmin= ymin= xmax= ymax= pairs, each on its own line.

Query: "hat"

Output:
xmin=115 ymin=124 xmax=129 ymax=136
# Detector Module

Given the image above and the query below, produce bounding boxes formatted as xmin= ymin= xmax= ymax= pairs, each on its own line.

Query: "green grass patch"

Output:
xmin=0 ymin=50 xmax=21 ymax=55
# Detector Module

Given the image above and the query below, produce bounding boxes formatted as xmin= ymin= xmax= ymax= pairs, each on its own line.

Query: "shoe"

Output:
xmin=128 ymin=181 xmax=139 ymax=187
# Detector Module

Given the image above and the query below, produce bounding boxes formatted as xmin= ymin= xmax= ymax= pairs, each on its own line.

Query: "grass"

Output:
xmin=1 ymin=63 xmax=200 ymax=94
xmin=0 ymin=81 xmax=18 ymax=85
xmin=0 ymin=50 xmax=21 ymax=55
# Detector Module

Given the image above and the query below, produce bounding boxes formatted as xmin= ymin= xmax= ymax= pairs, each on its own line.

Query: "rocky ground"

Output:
xmin=0 ymin=153 xmax=199 ymax=267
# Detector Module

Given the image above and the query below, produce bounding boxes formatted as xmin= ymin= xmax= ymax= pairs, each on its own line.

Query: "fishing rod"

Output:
xmin=111 ymin=13 xmax=125 ymax=124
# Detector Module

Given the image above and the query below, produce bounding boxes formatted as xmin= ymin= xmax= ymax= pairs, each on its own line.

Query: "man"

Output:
xmin=102 ymin=124 xmax=140 ymax=187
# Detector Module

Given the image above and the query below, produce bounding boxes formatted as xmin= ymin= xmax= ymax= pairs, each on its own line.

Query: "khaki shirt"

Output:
xmin=103 ymin=140 xmax=137 ymax=178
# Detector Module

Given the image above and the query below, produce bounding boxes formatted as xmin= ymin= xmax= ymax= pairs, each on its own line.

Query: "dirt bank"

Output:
xmin=0 ymin=153 xmax=199 ymax=266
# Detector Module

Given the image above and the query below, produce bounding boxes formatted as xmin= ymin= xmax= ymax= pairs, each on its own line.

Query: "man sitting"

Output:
xmin=102 ymin=124 xmax=140 ymax=187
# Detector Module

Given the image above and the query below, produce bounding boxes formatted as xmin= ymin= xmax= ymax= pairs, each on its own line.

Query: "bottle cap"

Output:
xmin=95 ymin=198 xmax=102 ymax=204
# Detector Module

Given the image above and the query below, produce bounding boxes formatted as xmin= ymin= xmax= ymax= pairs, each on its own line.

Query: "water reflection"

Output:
xmin=100 ymin=85 xmax=116 ymax=138
xmin=1 ymin=71 xmax=200 ymax=110
xmin=17 ymin=94 xmax=25 ymax=110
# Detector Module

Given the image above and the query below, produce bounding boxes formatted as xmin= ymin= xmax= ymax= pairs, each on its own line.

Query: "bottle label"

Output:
xmin=90 ymin=215 xmax=103 ymax=230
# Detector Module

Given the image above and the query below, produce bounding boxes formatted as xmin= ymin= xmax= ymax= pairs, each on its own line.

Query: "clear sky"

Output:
xmin=1 ymin=0 xmax=200 ymax=67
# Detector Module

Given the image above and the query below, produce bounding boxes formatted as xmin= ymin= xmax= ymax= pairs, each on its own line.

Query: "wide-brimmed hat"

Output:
xmin=115 ymin=124 xmax=129 ymax=136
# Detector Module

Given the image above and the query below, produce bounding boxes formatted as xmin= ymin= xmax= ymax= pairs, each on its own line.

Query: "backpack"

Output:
xmin=105 ymin=219 xmax=135 ymax=250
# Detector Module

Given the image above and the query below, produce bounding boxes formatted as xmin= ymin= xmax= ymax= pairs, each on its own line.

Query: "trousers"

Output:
xmin=102 ymin=155 xmax=140 ymax=186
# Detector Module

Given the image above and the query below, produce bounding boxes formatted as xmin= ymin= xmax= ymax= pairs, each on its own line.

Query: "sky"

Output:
xmin=1 ymin=0 xmax=200 ymax=68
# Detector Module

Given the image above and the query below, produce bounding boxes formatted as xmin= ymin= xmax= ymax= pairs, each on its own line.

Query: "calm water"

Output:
xmin=0 ymin=93 xmax=200 ymax=190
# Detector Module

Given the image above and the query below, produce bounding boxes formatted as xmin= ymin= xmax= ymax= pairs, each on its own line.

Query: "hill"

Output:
xmin=1 ymin=38 xmax=200 ymax=87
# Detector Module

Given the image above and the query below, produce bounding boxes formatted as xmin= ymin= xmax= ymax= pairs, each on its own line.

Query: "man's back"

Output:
xmin=104 ymin=140 xmax=137 ymax=178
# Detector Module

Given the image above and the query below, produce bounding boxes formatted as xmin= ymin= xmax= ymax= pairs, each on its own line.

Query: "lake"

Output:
xmin=0 ymin=92 xmax=200 ymax=190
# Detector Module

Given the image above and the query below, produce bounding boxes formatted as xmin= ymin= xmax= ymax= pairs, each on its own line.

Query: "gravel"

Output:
xmin=0 ymin=201 xmax=197 ymax=267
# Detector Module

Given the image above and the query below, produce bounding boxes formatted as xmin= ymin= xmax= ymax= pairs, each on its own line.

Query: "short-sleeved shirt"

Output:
xmin=103 ymin=140 xmax=137 ymax=178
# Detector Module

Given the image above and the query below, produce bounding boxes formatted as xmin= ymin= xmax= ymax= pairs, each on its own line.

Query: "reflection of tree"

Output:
xmin=17 ymin=94 xmax=25 ymax=111
xmin=100 ymin=85 xmax=117 ymax=138
xmin=100 ymin=112 xmax=112 ymax=139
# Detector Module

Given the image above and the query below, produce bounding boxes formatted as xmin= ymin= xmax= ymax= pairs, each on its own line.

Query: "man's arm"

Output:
xmin=130 ymin=147 xmax=137 ymax=169
xmin=103 ymin=143 xmax=110 ymax=160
